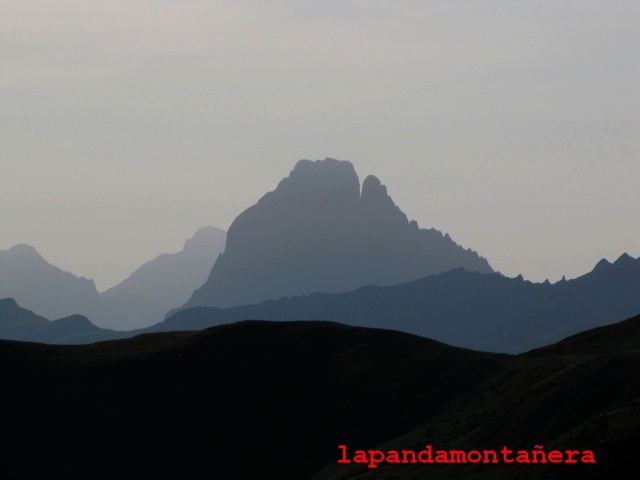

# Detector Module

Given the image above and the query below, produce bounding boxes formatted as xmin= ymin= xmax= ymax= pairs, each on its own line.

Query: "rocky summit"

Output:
xmin=184 ymin=158 xmax=492 ymax=309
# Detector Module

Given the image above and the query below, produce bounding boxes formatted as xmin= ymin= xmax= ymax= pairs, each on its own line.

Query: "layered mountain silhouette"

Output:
xmin=183 ymin=158 xmax=492 ymax=310
xmin=479 ymin=252 xmax=640 ymax=352
xmin=0 ymin=244 xmax=108 ymax=323
xmin=154 ymin=253 xmax=640 ymax=353
xmin=102 ymin=226 xmax=226 ymax=329
xmin=0 ymin=227 xmax=226 ymax=330
xmin=1 ymin=314 xmax=638 ymax=478
xmin=0 ymin=298 xmax=124 ymax=344
xmin=1 ymin=253 xmax=637 ymax=351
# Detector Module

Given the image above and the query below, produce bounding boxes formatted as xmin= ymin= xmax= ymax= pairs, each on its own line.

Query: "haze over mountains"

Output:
xmin=153 ymin=253 xmax=640 ymax=353
xmin=184 ymin=158 xmax=492 ymax=310
xmin=0 ymin=226 xmax=226 ymax=330
xmin=2 ymin=252 xmax=637 ymax=353
xmin=2 ymin=157 xmax=638 ymax=477
xmin=101 ymin=226 xmax=226 ymax=329
xmin=0 ymin=243 xmax=107 ymax=323
xmin=1 ymin=158 xmax=637 ymax=354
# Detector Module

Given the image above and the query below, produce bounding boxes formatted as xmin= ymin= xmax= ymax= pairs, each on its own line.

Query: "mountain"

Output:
xmin=478 ymin=252 xmax=640 ymax=352
xmin=153 ymin=253 xmax=640 ymax=353
xmin=1 ymin=315 xmax=638 ymax=478
xmin=0 ymin=297 xmax=49 ymax=340
xmin=3 ymin=249 xmax=636 ymax=351
xmin=0 ymin=227 xmax=226 ymax=331
xmin=183 ymin=158 xmax=492 ymax=310
xmin=102 ymin=226 xmax=226 ymax=329
xmin=0 ymin=297 xmax=124 ymax=344
xmin=0 ymin=244 xmax=108 ymax=323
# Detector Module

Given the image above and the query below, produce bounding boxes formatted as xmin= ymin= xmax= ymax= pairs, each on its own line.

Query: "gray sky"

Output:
xmin=2 ymin=0 xmax=639 ymax=291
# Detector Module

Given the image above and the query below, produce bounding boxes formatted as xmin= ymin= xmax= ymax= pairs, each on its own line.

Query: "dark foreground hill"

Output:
xmin=1 ymin=315 xmax=639 ymax=479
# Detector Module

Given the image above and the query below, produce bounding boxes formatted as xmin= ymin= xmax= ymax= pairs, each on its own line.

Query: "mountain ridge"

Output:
xmin=155 ymin=253 xmax=640 ymax=353
xmin=0 ymin=226 xmax=226 ymax=330
xmin=101 ymin=226 xmax=226 ymax=329
xmin=184 ymin=158 xmax=493 ymax=310
xmin=1 ymin=253 xmax=636 ymax=350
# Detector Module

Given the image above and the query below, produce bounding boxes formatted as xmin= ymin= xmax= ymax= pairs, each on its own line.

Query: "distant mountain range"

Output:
xmin=2 ymin=253 xmax=637 ymax=353
xmin=1 ymin=313 xmax=638 ymax=478
xmin=0 ymin=226 xmax=226 ymax=330
xmin=151 ymin=253 xmax=640 ymax=353
xmin=101 ymin=226 xmax=226 ymax=329
xmin=0 ymin=243 xmax=108 ymax=323
xmin=1 ymin=158 xmax=637 ymax=354
xmin=183 ymin=158 xmax=492 ymax=311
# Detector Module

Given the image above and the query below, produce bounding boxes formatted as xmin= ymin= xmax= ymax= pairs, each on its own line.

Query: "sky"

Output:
xmin=2 ymin=0 xmax=638 ymax=292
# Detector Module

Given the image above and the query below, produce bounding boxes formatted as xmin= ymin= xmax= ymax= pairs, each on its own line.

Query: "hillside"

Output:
xmin=1 ymin=314 xmax=638 ymax=478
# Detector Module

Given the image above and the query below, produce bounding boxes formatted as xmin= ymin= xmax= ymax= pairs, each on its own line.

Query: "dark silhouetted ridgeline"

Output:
xmin=152 ymin=253 xmax=640 ymax=354
xmin=0 ymin=314 xmax=639 ymax=478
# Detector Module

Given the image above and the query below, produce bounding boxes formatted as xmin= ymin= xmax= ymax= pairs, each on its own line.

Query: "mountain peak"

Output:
xmin=271 ymin=158 xmax=360 ymax=204
xmin=292 ymin=157 xmax=354 ymax=174
xmin=360 ymin=175 xmax=387 ymax=199
xmin=613 ymin=252 xmax=636 ymax=267
xmin=184 ymin=158 xmax=493 ymax=309
xmin=591 ymin=254 xmax=638 ymax=276
xmin=1 ymin=244 xmax=55 ymax=272
xmin=6 ymin=244 xmax=41 ymax=258
xmin=1 ymin=244 xmax=103 ymax=326
xmin=592 ymin=258 xmax=612 ymax=273
xmin=0 ymin=297 xmax=19 ymax=309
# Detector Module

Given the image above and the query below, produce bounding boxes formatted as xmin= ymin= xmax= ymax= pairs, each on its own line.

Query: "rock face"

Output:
xmin=184 ymin=158 xmax=493 ymax=309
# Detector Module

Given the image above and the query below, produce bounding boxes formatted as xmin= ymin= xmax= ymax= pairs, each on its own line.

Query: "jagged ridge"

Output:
xmin=185 ymin=158 xmax=492 ymax=309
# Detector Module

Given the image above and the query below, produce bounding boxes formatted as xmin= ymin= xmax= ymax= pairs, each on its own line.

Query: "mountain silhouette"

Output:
xmin=0 ymin=297 xmax=49 ymax=340
xmin=102 ymin=226 xmax=226 ymax=329
xmin=2 ymin=251 xmax=636 ymax=351
xmin=0 ymin=244 xmax=107 ymax=323
xmin=479 ymin=252 xmax=640 ymax=352
xmin=154 ymin=253 xmax=640 ymax=353
xmin=0 ymin=227 xmax=226 ymax=331
xmin=0 ymin=298 xmax=124 ymax=344
xmin=0 ymin=314 xmax=638 ymax=478
xmin=183 ymin=158 xmax=492 ymax=310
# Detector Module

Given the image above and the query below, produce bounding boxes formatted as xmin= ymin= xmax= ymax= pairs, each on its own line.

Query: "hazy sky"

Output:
xmin=2 ymin=0 xmax=638 ymax=291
